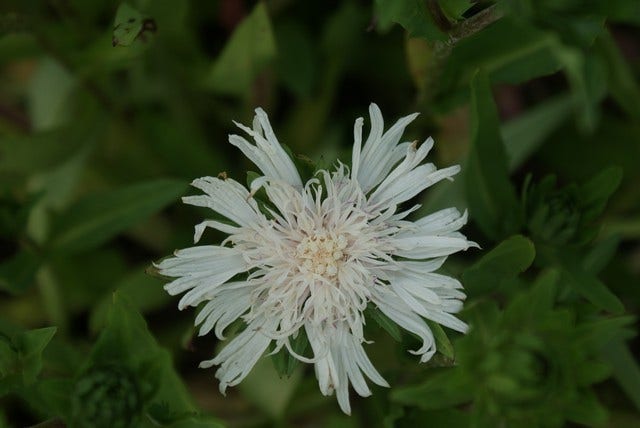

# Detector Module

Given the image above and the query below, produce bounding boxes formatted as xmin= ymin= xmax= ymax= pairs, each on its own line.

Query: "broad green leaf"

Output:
xmin=89 ymin=269 xmax=170 ymax=333
xmin=423 ymin=94 xmax=573 ymax=215
xmin=596 ymin=30 xmax=640 ymax=121
xmin=508 ymin=269 xmax=559 ymax=319
xmin=13 ymin=327 xmax=57 ymax=385
xmin=86 ymin=294 xmax=217 ymax=424
xmin=559 ymin=254 xmax=624 ymax=314
xmin=465 ymin=71 xmax=521 ymax=240
xmin=565 ymin=390 xmax=608 ymax=426
xmin=0 ymin=129 xmax=88 ymax=179
xmin=583 ymin=234 xmax=620 ymax=275
xmin=275 ymin=21 xmax=316 ymax=98
xmin=578 ymin=166 xmax=623 ymax=223
xmin=241 ymin=354 xmax=302 ymax=419
xmin=439 ymin=17 xmax=560 ymax=92
xmin=50 ymin=179 xmax=188 ymax=253
xmin=138 ymin=112 xmax=225 ymax=179
xmin=153 ymin=417 xmax=225 ymax=428
xmin=581 ymin=0 xmax=640 ymax=26
xmin=601 ymin=339 xmax=640 ymax=413
xmin=462 ymin=235 xmax=535 ymax=296
xmin=550 ymin=46 xmax=607 ymax=133
xmin=0 ymin=250 xmax=41 ymax=295
xmin=112 ymin=3 xmax=156 ymax=47
xmin=405 ymin=36 xmax=434 ymax=95
xmin=27 ymin=57 xmax=75 ymax=131
xmin=501 ymin=94 xmax=573 ymax=171
xmin=391 ymin=368 xmax=471 ymax=409
xmin=0 ymin=327 xmax=57 ymax=396
xmin=206 ymin=2 xmax=276 ymax=96
xmin=440 ymin=0 xmax=473 ymax=20
xmin=375 ymin=0 xmax=446 ymax=41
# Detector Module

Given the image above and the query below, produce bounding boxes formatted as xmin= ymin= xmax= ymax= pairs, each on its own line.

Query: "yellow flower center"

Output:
xmin=296 ymin=233 xmax=348 ymax=277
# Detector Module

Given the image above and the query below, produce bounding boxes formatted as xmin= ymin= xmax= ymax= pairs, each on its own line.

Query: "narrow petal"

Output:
xmin=230 ymin=108 xmax=303 ymax=187
xmin=156 ymin=246 xmax=247 ymax=308
xmin=195 ymin=282 xmax=253 ymax=339
xmin=356 ymin=103 xmax=421 ymax=192
xmin=201 ymin=318 xmax=276 ymax=394
xmin=369 ymin=138 xmax=434 ymax=202
xmin=371 ymin=288 xmax=437 ymax=362
xmin=351 ymin=117 xmax=364 ymax=180
xmin=370 ymin=164 xmax=460 ymax=208
xmin=194 ymin=219 xmax=239 ymax=243
xmin=184 ymin=177 xmax=262 ymax=227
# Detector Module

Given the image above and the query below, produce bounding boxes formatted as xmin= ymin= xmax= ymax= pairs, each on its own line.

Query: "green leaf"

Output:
xmin=241 ymin=354 xmax=302 ymax=420
xmin=578 ymin=166 xmax=623 ymax=223
xmin=391 ymin=368 xmax=471 ymax=409
xmin=28 ymin=58 xmax=75 ymax=131
xmin=510 ymin=269 xmax=559 ymax=319
xmin=440 ymin=17 xmax=560 ymax=91
xmin=550 ymin=46 xmax=607 ymax=133
xmin=375 ymin=0 xmax=446 ymax=41
xmin=501 ymin=94 xmax=573 ymax=171
xmin=440 ymin=0 xmax=473 ymax=21
xmin=565 ymin=390 xmax=608 ymax=426
xmin=275 ymin=21 xmax=316 ymax=98
xmin=583 ymin=234 xmax=620 ymax=275
xmin=465 ymin=70 xmax=522 ymax=240
xmin=0 ymin=250 xmax=42 ymax=295
xmin=0 ymin=327 xmax=57 ymax=396
xmin=596 ymin=30 xmax=640 ymax=121
xmin=601 ymin=339 xmax=640 ymax=413
xmin=425 ymin=320 xmax=454 ymax=359
xmin=155 ymin=417 xmax=225 ymax=428
xmin=581 ymin=0 xmax=640 ymax=26
xmin=270 ymin=330 xmax=309 ymax=378
xmin=206 ymin=2 xmax=276 ymax=96
xmin=89 ymin=269 xmax=170 ymax=333
xmin=0 ymin=129 xmax=88 ymax=180
xmin=87 ymin=293 xmax=214 ymax=423
xmin=112 ymin=3 xmax=156 ymax=47
xmin=50 ymin=179 xmax=188 ymax=253
xmin=14 ymin=327 xmax=57 ymax=385
xmin=559 ymin=253 xmax=624 ymax=314
xmin=462 ymin=235 xmax=535 ymax=296
xmin=367 ymin=305 xmax=402 ymax=342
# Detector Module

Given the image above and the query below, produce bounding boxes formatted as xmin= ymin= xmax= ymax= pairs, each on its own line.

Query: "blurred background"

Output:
xmin=1 ymin=0 xmax=639 ymax=427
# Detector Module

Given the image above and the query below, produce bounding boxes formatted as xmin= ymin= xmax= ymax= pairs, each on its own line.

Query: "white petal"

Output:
xmin=157 ymin=246 xmax=247 ymax=308
xmin=306 ymin=323 xmax=339 ymax=396
xmin=412 ymin=208 xmax=468 ymax=235
xmin=395 ymin=258 xmax=447 ymax=274
xmin=392 ymin=234 xmax=475 ymax=259
xmin=193 ymin=219 xmax=239 ymax=243
xmin=230 ymin=108 xmax=303 ymax=187
xmin=184 ymin=177 xmax=262 ymax=227
xmin=371 ymin=288 xmax=436 ymax=362
xmin=201 ymin=318 xmax=275 ymax=394
xmin=357 ymin=103 xmax=420 ymax=192
xmin=351 ymin=117 xmax=364 ymax=180
xmin=195 ymin=282 xmax=253 ymax=339
xmin=369 ymin=138 xmax=434 ymax=202
xmin=370 ymin=164 xmax=460 ymax=208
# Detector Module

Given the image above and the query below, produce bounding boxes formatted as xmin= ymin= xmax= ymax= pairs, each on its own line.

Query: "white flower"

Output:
xmin=157 ymin=104 xmax=476 ymax=414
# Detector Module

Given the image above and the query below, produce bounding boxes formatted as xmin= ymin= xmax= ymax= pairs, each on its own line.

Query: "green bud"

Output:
xmin=70 ymin=364 xmax=141 ymax=428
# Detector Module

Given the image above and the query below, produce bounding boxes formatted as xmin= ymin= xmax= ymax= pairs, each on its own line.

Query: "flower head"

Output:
xmin=157 ymin=104 xmax=476 ymax=414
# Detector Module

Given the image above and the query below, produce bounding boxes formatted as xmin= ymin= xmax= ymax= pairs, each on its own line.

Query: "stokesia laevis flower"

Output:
xmin=156 ymin=104 xmax=476 ymax=414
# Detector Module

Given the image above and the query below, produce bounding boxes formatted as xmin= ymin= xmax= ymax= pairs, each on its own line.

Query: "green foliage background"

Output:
xmin=1 ymin=0 xmax=639 ymax=426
